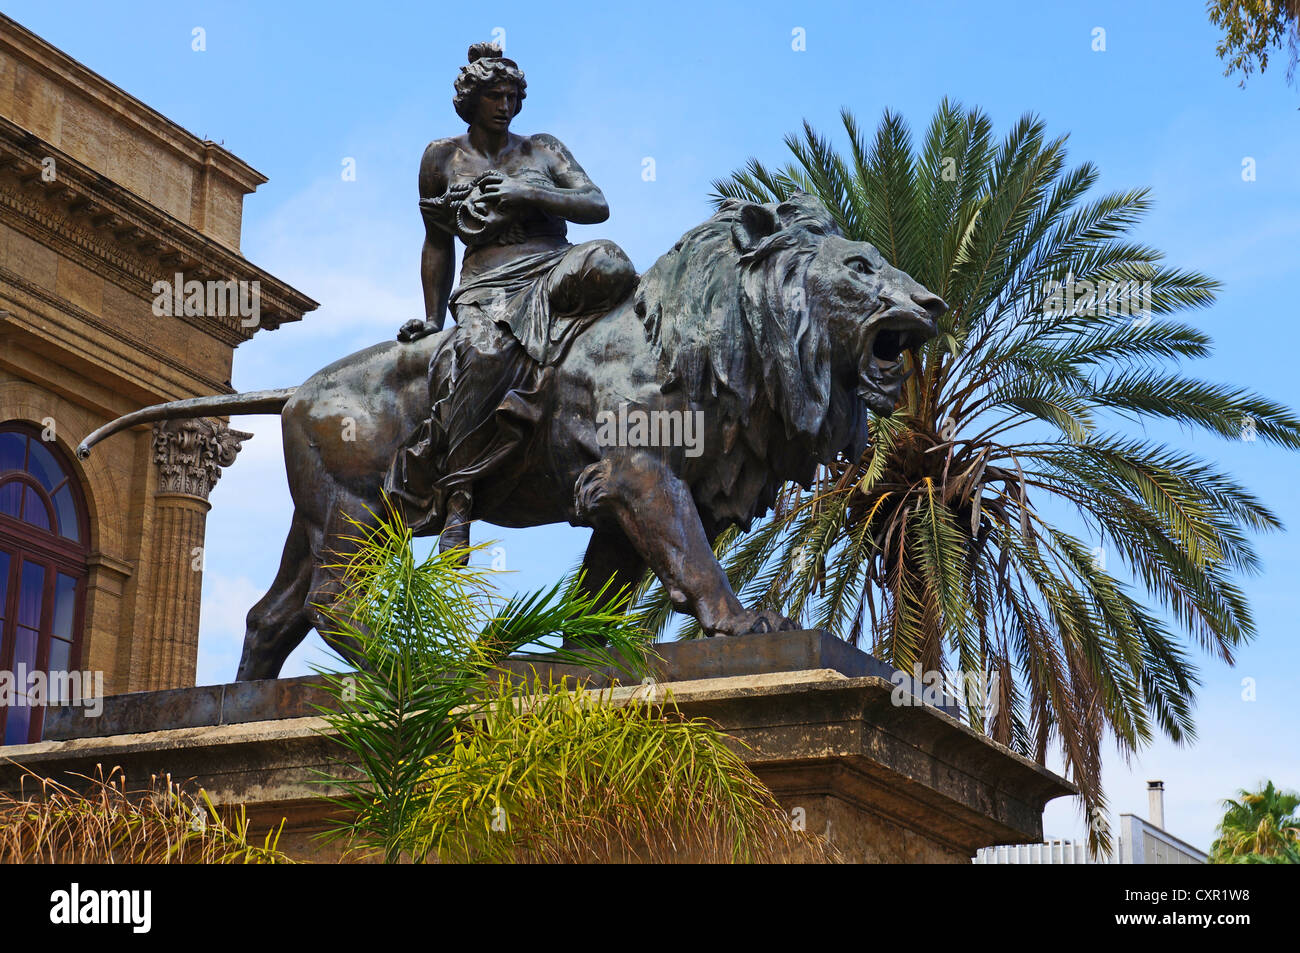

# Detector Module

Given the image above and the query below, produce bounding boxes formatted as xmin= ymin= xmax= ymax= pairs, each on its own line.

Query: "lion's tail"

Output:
xmin=76 ymin=388 xmax=297 ymax=460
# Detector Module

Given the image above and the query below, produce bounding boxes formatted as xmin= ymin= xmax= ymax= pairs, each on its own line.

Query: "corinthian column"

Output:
xmin=145 ymin=418 xmax=251 ymax=689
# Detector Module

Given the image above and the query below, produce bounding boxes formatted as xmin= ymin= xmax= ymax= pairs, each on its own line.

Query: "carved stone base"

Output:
xmin=2 ymin=633 xmax=1074 ymax=863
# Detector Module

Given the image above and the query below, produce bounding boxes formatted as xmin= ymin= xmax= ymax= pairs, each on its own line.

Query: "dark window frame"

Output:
xmin=0 ymin=422 xmax=90 ymax=744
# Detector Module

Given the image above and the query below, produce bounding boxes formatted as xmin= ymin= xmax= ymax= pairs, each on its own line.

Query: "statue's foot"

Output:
xmin=708 ymin=609 xmax=798 ymax=637
xmin=438 ymin=491 xmax=472 ymax=566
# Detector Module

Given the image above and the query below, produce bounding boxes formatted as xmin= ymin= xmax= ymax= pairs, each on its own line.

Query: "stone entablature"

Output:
xmin=0 ymin=116 xmax=316 ymax=350
xmin=2 ymin=654 xmax=1078 ymax=863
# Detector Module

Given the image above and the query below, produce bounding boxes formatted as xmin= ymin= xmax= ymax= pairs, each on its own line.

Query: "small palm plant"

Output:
xmin=313 ymin=501 xmax=825 ymax=863
xmin=409 ymin=674 xmax=822 ymax=863
xmin=636 ymin=100 xmax=1300 ymax=849
xmin=1210 ymin=781 xmax=1300 ymax=863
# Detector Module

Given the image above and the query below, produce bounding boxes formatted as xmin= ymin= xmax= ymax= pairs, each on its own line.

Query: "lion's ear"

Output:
xmin=731 ymin=202 xmax=780 ymax=254
xmin=777 ymin=192 xmax=839 ymax=235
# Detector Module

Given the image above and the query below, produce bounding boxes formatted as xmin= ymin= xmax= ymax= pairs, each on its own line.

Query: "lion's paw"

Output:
xmin=711 ymin=609 xmax=798 ymax=637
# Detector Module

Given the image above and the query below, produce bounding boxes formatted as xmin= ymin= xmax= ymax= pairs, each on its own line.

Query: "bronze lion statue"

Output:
xmin=78 ymin=193 xmax=944 ymax=679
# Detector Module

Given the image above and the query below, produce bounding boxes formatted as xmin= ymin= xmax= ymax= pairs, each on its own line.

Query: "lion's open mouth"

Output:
xmin=858 ymin=315 xmax=936 ymax=414
xmin=871 ymin=326 xmax=928 ymax=365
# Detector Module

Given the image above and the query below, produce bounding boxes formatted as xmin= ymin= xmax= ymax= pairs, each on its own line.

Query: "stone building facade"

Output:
xmin=0 ymin=14 xmax=314 ymax=742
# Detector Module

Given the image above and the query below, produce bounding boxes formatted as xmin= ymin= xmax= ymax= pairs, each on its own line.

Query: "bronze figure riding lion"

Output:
xmin=79 ymin=193 xmax=943 ymax=679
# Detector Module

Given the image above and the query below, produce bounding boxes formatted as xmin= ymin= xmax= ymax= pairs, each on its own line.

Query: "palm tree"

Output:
xmin=1210 ymin=781 xmax=1300 ymax=862
xmin=636 ymin=101 xmax=1300 ymax=848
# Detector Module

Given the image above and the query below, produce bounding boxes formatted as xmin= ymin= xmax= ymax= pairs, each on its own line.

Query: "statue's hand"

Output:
xmin=397 ymin=318 xmax=437 ymax=343
xmin=476 ymin=174 xmax=535 ymax=211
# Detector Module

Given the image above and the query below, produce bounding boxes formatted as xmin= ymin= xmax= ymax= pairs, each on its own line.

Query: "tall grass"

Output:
xmin=0 ymin=764 xmax=293 ymax=864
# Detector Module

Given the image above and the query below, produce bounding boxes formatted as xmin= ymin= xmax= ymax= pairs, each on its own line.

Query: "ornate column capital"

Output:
xmin=151 ymin=418 xmax=252 ymax=500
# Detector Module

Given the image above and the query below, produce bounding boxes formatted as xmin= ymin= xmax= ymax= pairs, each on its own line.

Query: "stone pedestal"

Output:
xmin=0 ymin=631 xmax=1075 ymax=862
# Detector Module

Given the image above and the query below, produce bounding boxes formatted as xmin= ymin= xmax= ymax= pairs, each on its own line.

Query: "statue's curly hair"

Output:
xmin=453 ymin=42 xmax=527 ymax=125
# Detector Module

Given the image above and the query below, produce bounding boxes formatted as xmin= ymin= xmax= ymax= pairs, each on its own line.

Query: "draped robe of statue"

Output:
xmin=382 ymin=168 xmax=635 ymax=535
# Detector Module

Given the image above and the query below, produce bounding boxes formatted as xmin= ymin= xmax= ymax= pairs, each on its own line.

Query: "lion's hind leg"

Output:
xmin=237 ymin=509 xmax=317 ymax=681
xmin=298 ymin=491 xmax=388 ymax=673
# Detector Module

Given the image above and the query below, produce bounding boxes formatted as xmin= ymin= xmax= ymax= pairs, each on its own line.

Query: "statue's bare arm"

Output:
xmin=401 ymin=140 xmax=457 ymax=340
xmin=419 ymin=140 xmax=457 ymax=328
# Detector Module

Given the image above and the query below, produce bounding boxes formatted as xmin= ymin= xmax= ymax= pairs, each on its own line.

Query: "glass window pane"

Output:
xmin=0 ymin=549 xmax=8 ymax=623
xmin=48 ymin=637 xmax=71 ymax=676
xmin=4 ymin=699 xmax=32 ymax=746
xmin=13 ymin=624 xmax=38 ymax=671
xmin=53 ymin=485 xmax=80 ymax=541
xmin=0 ymin=433 xmax=23 ymax=473
xmin=0 ymin=550 xmax=7 ymax=669
xmin=17 ymin=561 xmax=46 ymax=628
xmin=20 ymin=486 xmax=51 ymax=531
xmin=25 ymin=440 xmax=62 ymax=492
xmin=0 ymin=480 xmax=20 ymax=518
xmin=52 ymin=573 xmax=76 ymax=640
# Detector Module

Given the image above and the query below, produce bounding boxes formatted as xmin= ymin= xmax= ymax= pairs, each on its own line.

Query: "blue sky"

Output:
xmin=9 ymin=0 xmax=1298 ymax=852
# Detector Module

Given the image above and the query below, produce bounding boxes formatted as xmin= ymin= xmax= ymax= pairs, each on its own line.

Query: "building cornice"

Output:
xmin=0 ymin=117 xmax=317 ymax=340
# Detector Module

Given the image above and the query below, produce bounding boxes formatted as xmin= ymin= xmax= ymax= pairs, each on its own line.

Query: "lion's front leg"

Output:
xmin=574 ymin=455 xmax=796 ymax=637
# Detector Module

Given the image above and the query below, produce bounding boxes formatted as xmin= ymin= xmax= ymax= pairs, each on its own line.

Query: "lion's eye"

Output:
xmin=849 ymin=258 xmax=874 ymax=275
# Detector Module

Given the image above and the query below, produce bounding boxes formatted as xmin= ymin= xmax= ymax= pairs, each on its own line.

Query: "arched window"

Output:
xmin=0 ymin=423 xmax=89 ymax=745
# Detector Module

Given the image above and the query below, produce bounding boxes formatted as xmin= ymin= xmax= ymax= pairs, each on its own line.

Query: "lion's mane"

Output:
xmin=631 ymin=194 xmax=868 ymax=530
